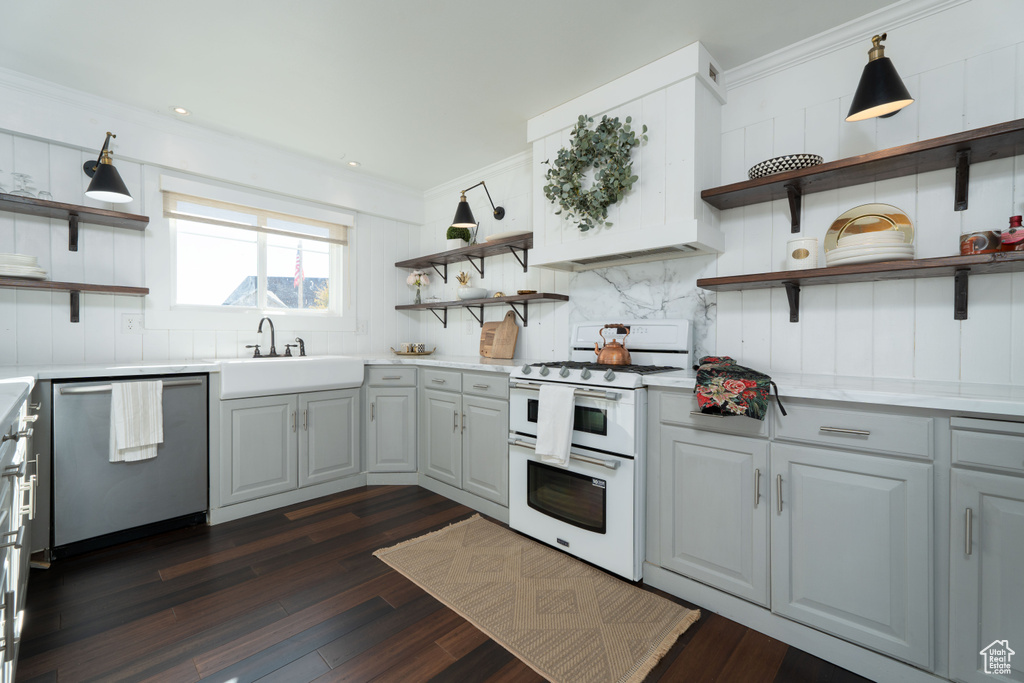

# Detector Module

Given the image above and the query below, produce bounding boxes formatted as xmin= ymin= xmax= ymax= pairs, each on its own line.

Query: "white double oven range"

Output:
xmin=507 ymin=319 xmax=692 ymax=581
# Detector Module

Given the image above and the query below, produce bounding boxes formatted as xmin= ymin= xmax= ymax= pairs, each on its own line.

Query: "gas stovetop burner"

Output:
xmin=529 ymin=361 xmax=682 ymax=376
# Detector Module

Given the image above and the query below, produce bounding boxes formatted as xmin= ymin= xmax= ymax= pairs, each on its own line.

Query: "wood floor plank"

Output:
xmin=716 ymin=628 xmax=791 ymax=683
xmin=18 ymin=485 xmax=865 ymax=683
xmin=255 ymin=651 xmax=332 ymax=682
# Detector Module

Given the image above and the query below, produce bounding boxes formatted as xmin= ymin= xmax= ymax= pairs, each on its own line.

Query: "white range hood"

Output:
xmin=527 ymin=42 xmax=726 ymax=271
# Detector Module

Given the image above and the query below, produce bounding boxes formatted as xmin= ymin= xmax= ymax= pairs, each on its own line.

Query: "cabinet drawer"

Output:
xmin=657 ymin=390 xmax=770 ymax=438
xmin=775 ymin=402 xmax=932 ymax=459
xmin=462 ymin=372 xmax=508 ymax=399
xmin=951 ymin=417 xmax=1024 ymax=473
xmin=367 ymin=366 xmax=417 ymax=387
xmin=422 ymin=368 xmax=462 ymax=392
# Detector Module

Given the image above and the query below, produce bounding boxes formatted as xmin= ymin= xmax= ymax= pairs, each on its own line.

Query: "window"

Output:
xmin=163 ymin=192 xmax=349 ymax=314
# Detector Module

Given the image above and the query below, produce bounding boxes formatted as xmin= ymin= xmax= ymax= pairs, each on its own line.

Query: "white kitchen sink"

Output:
xmin=218 ymin=355 xmax=364 ymax=399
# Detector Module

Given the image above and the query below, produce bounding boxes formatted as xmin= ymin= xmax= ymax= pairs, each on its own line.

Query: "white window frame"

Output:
xmin=144 ymin=172 xmax=356 ymax=332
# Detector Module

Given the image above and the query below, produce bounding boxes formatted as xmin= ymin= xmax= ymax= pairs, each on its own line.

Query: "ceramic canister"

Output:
xmin=785 ymin=237 xmax=819 ymax=270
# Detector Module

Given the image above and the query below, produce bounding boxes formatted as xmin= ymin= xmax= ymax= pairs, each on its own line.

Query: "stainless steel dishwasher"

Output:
xmin=51 ymin=374 xmax=208 ymax=558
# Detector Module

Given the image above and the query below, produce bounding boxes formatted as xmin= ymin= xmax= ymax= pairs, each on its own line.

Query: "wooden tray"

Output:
xmin=390 ymin=347 xmax=436 ymax=356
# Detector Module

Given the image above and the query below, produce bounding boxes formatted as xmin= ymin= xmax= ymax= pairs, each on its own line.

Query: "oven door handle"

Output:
xmin=509 ymin=381 xmax=621 ymax=401
xmin=507 ymin=437 xmax=621 ymax=470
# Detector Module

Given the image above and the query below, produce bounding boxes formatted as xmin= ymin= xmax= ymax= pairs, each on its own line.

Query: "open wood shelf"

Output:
xmin=396 ymin=292 xmax=568 ymax=328
xmin=0 ymin=192 xmax=149 ymax=251
xmin=395 ymin=233 xmax=533 ymax=282
xmin=700 ymin=118 xmax=1024 ymax=232
xmin=696 ymin=252 xmax=1024 ymax=322
xmin=0 ymin=278 xmax=149 ymax=323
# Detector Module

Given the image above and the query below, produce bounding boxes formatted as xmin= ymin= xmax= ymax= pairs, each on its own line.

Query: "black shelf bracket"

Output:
xmin=428 ymin=262 xmax=448 ymax=284
xmin=466 ymin=255 xmax=485 ymax=278
xmin=786 ymin=184 xmax=802 ymax=233
xmin=785 ymin=282 xmax=800 ymax=323
xmin=954 ymin=268 xmax=969 ymax=320
xmin=68 ymin=214 xmax=80 ymax=252
xmin=69 ymin=291 xmax=80 ymax=323
xmin=428 ymin=308 xmax=447 ymax=328
xmin=954 ymin=149 xmax=971 ymax=211
xmin=508 ymin=245 xmax=528 ymax=272
xmin=466 ymin=305 xmax=485 ymax=327
xmin=509 ymin=302 xmax=529 ymax=327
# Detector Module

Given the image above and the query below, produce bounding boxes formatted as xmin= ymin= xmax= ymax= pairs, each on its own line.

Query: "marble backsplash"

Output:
xmin=566 ymin=252 xmax=718 ymax=362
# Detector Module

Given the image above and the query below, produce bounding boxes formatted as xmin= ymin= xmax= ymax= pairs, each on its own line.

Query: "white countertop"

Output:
xmin=0 ymin=355 xmax=1020 ymax=419
xmin=643 ymin=369 xmax=1024 ymax=417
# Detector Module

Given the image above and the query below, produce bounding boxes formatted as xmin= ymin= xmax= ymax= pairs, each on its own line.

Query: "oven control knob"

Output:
xmin=539 ymin=366 xmax=550 ymax=376
xmin=520 ymin=364 xmax=531 ymax=374
xmin=580 ymin=368 xmax=591 ymax=380
xmin=603 ymin=369 xmax=616 ymax=381
xmin=559 ymin=365 xmax=570 ymax=378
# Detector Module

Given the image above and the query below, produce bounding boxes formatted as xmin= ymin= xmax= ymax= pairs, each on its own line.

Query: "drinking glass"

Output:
xmin=9 ymin=173 xmax=35 ymax=197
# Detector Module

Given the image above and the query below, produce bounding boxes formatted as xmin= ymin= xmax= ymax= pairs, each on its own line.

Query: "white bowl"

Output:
xmin=456 ymin=287 xmax=488 ymax=300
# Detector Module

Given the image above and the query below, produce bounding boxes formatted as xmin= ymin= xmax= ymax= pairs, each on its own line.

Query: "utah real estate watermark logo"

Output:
xmin=980 ymin=639 xmax=1015 ymax=676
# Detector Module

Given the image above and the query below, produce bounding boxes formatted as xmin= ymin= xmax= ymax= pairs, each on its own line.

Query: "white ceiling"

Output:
xmin=0 ymin=1 xmax=899 ymax=191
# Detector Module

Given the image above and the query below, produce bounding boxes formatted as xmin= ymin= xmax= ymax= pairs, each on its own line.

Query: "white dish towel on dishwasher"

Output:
xmin=535 ymin=384 xmax=575 ymax=467
xmin=110 ymin=380 xmax=164 ymax=462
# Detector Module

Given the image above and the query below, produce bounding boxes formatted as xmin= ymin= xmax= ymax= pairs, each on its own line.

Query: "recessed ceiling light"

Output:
xmin=348 ymin=161 xmax=361 ymax=167
xmin=171 ymin=107 xmax=191 ymax=116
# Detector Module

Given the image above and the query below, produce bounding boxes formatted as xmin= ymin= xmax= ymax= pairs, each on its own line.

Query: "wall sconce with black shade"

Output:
xmin=451 ymin=180 xmax=505 ymax=229
xmin=83 ymin=132 xmax=133 ymax=203
xmin=846 ymin=33 xmax=914 ymax=122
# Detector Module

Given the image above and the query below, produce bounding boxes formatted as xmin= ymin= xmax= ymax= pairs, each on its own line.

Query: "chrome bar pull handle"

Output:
xmin=473 ymin=384 xmax=489 ymax=390
xmin=965 ymin=507 xmax=973 ymax=556
xmin=2 ymin=591 xmax=14 ymax=662
xmin=819 ymin=426 xmax=871 ymax=436
xmin=776 ymin=474 xmax=783 ymax=514
xmin=453 ymin=410 xmax=458 ymax=431
xmin=302 ymin=409 xmax=308 ymax=431
xmin=291 ymin=411 xmax=296 ymax=433
xmin=58 ymin=378 xmax=204 ymax=395
xmin=431 ymin=378 xmax=446 ymax=384
xmin=29 ymin=403 xmax=40 ymax=410
xmin=381 ymin=376 xmax=402 ymax=380
xmin=2 ymin=463 xmax=25 ymax=479
xmin=754 ymin=468 xmax=761 ymax=509
xmin=371 ymin=403 xmax=375 ymax=421
xmin=461 ymin=413 xmax=466 ymax=434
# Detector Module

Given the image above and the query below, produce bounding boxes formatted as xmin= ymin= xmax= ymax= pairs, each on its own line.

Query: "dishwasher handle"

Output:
xmin=58 ymin=378 xmax=204 ymax=395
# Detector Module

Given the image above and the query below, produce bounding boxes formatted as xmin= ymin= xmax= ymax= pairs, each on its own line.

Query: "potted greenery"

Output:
xmin=446 ymin=225 xmax=472 ymax=250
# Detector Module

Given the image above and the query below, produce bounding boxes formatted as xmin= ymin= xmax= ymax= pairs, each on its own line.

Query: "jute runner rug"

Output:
xmin=373 ymin=515 xmax=699 ymax=683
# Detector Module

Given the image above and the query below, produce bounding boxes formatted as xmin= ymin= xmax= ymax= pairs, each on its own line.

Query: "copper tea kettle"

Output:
xmin=594 ymin=324 xmax=632 ymax=365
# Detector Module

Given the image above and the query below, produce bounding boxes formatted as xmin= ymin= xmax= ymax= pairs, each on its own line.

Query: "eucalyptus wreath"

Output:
xmin=543 ymin=114 xmax=648 ymax=232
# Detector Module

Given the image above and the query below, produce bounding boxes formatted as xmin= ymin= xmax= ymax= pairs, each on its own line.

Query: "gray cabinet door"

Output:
xmin=422 ymin=388 xmax=462 ymax=487
xmin=950 ymin=469 xmax=1024 ymax=683
xmin=366 ymin=387 xmax=416 ymax=472
xmin=658 ymin=425 xmax=769 ymax=606
xmin=220 ymin=394 xmax=299 ymax=505
xmin=299 ymin=389 xmax=360 ymax=487
xmin=770 ymin=443 xmax=932 ymax=668
xmin=462 ymin=394 xmax=509 ymax=506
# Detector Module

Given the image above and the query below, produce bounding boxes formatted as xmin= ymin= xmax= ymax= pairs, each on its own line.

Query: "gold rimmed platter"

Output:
xmin=390 ymin=347 xmax=436 ymax=356
xmin=824 ymin=203 xmax=913 ymax=252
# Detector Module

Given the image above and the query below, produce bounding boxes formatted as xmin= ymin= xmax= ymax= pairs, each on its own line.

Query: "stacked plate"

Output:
xmin=826 ymin=231 xmax=914 ymax=266
xmin=824 ymin=203 xmax=916 ymax=267
xmin=0 ymin=253 xmax=47 ymax=280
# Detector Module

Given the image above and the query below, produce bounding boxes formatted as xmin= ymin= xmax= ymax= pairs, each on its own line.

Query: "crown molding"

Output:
xmin=423 ymin=149 xmax=532 ymax=201
xmin=721 ymin=0 xmax=968 ymax=90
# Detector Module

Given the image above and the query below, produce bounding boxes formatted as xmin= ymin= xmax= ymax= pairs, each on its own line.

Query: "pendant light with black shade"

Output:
xmin=846 ymin=33 xmax=914 ymax=122
xmin=83 ymin=132 xmax=133 ymax=203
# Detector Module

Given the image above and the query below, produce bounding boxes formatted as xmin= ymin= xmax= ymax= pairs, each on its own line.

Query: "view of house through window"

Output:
xmin=164 ymin=192 xmax=348 ymax=313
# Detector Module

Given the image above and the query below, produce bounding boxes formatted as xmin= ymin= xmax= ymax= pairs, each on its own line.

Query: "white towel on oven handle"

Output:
xmin=110 ymin=380 xmax=164 ymax=462
xmin=535 ymin=384 xmax=575 ymax=467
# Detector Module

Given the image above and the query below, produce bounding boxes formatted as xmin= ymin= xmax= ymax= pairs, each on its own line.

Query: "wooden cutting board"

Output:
xmin=490 ymin=310 xmax=519 ymax=359
xmin=479 ymin=320 xmax=501 ymax=357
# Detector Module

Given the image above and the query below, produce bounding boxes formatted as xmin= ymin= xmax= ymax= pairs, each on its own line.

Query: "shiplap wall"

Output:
xmin=714 ymin=0 xmax=1024 ymax=384
xmin=0 ymin=130 xmax=419 ymax=365
xmin=411 ymin=155 xmax=575 ymax=360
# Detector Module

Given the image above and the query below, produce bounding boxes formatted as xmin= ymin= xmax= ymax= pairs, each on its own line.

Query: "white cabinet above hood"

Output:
xmin=527 ymin=42 xmax=725 ymax=271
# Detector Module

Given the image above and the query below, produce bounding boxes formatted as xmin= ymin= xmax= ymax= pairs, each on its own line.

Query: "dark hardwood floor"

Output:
xmin=17 ymin=485 xmax=875 ymax=682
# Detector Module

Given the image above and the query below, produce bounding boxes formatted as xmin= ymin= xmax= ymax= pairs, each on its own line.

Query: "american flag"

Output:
xmin=294 ymin=245 xmax=304 ymax=287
